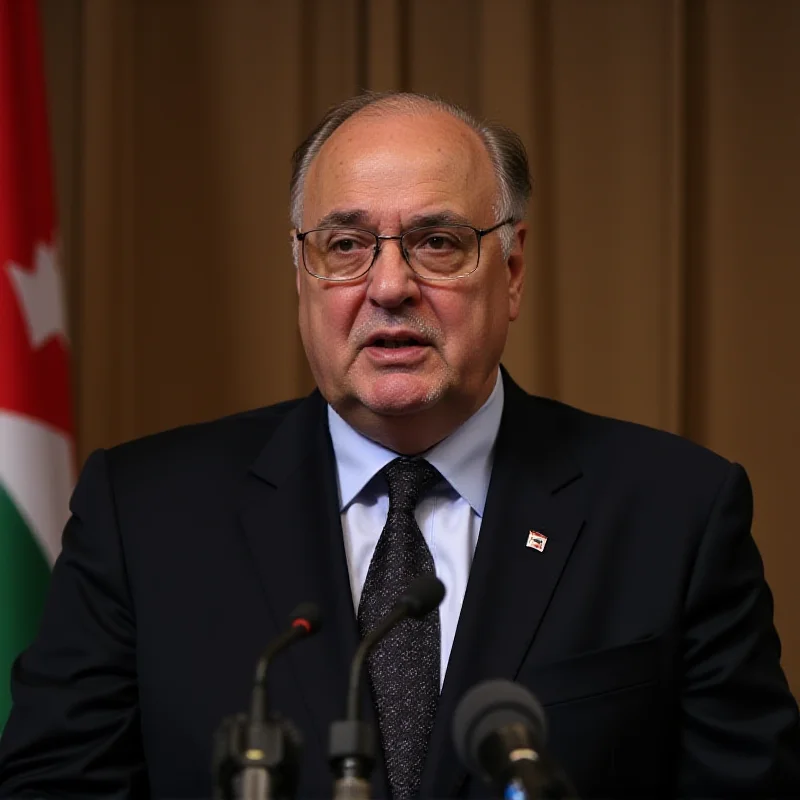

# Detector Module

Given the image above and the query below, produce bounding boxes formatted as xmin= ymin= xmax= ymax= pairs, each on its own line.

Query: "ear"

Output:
xmin=507 ymin=223 xmax=527 ymax=322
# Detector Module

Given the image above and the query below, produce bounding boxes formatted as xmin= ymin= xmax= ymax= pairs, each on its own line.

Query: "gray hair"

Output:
xmin=289 ymin=90 xmax=532 ymax=260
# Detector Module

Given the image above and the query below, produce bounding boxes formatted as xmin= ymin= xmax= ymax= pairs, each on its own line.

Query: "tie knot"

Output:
xmin=382 ymin=457 xmax=441 ymax=513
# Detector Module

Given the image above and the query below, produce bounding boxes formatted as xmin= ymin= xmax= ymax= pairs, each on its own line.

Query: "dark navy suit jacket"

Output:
xmin=1 ymin=371 xmax=799 ymax=798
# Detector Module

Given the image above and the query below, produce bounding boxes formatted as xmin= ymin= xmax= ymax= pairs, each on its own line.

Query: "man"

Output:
xmin=1 ymin=91 xmax=799 ymax=799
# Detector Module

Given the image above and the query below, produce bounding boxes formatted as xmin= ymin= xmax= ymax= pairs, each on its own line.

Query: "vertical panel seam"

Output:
xmin=668 ymin=0 xmax=688 ymax=435
xmin=531 ymin=0 xmax=558 ymax=399
xmin=356 ymin=0 xmax=369 ymax=91
xmin=682 ymin=0 xmax=709 ymax=444
xmin=398 ymin=0 xmax=410 ymax=91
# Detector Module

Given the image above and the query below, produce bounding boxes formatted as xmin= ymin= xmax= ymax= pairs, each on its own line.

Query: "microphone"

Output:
xmin=329 ymin=574 xmax=446 ymax=799
xmin=250 ymin=602 xmax=321 ymax=723
xmin=347 ymin=574 xmax=445 ymax=720
xmin=213 ymin=602 xmax=320 ymax=800
xmin=453 ymin=679 xmax=578 ymax=800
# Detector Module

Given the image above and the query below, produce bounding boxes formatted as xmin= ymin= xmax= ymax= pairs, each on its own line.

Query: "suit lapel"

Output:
xmin=237 ymin=391 xmax=359 ymax=767
xmin=420 ymin=374 xmax=588 ymax=797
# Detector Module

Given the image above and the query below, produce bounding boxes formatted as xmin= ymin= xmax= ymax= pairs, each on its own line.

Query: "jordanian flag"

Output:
xmin=0 ymin=0 xmax=75 ymax=727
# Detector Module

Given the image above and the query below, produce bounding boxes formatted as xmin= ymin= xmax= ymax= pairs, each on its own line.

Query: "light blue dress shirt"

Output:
xmin=327 ymin=370 xmax=504 ymax=686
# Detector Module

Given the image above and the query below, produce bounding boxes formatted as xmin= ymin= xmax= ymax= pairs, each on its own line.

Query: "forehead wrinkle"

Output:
xmin=326 ymin=154 xmax=473 ymax=197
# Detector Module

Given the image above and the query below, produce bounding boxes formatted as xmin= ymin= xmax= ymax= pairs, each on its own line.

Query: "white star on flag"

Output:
xmin=6 ymin=241 xmax=69 ymax=349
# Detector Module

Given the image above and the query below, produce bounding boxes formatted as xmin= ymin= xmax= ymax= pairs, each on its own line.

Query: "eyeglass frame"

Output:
xmin=294 ymin=217 xmax=516 ymax=282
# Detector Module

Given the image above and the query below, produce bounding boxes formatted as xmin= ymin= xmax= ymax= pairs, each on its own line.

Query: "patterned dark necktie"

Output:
xmin=357 ymin=456 xmax=442 ymax=799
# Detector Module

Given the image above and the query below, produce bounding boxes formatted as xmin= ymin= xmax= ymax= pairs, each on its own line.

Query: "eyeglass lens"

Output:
xmin=302 ymin=225 xmax=480 ymax=280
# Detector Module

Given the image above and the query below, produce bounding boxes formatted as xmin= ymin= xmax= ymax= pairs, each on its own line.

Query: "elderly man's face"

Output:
xmin=296 ymin=109 xmax=525 ymax=447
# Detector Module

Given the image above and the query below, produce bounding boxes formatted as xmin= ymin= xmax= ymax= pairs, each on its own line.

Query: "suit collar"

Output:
xmin=247 ymin=390 xmax=329 ymax=488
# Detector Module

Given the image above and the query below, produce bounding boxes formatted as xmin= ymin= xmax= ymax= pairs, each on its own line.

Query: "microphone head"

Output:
xmin=289 ymin=602 xmax=321 ymax=635
xmin=453 ymin=679 xmax=547 ymax=778
xmin=398 ymin=575 xmax=446 ymax=619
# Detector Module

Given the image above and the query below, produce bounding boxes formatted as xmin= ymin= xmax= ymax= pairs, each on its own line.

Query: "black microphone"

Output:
xmin=347 ymin=574 xmax=444 ymax=720
xmin=213 ymin=602 xmax=320 ymax=800
xmin=250 ymin=602 xmax=321 ymax=723
xmin=329 ymin=574 xmax=446 ymax=799
xmin=453 ymin=679 xmax=578 ymax=800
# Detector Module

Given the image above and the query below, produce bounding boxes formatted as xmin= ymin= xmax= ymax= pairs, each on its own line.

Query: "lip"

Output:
xmin=360 ymin=329 xmax=434 ymax=367
xmin=362 ymin=343 xmax=431 ymax=366
xmin=362 ymin=329 xmax=431 ymax=348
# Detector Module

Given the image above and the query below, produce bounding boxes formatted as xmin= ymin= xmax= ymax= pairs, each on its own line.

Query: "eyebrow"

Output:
xmin=311 ymin=208 xmax=474 ymax=231
xmin=313 ymin=209 xmax=371 ymax=228
xmin=405 ymin=211 xmax=472 ymax=228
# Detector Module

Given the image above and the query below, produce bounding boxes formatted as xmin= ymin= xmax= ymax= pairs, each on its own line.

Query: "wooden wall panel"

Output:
xmin=694 ymin=0 xmax=800 ymax=689
xmin=408 ymin=0 xmax=480 ymax=113
xmin=132 ymin=0 xmax=305 ymax=431
xmin=476 ymin=0 xmax=540 ymax=395
xmin=546 ymin=0 xmax=685 ymax=431
xmin=302 ymin=0 xmax=360 ymax=123
xmin=366 ymin=0 xmax=405 ymax=91
xmin=78 ymin=0 xmax=138 ymax=450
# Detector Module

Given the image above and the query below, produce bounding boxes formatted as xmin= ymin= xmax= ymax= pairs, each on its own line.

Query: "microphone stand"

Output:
xmin=329 ymin=576 xmax=446 ymax=800
xmin=213 ymin=711 xmax=301 ymax=800
xmin=328 ymin=608 xmax=406 ymax=800
xmin=213 ymin=606 xmax=319 ymax=800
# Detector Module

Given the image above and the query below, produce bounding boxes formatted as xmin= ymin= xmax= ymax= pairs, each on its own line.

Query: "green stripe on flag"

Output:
xmin=0 ymin=483 xmax=51 ymax=729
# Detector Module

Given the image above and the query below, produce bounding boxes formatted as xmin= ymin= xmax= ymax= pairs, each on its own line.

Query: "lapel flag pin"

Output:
xmin=527 ymin=530 xmax=548 ymax=552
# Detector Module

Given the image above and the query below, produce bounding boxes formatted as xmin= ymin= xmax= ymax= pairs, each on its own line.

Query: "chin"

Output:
xmin=357 ymin=373 xmax=447 ymax=417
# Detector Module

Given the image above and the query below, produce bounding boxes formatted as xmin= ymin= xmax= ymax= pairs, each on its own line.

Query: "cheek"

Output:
xmin=299 ymin=281 xmax=364 ymax=355
xmin=426 ymin=279 xmax=508 ymax=360
xmin=433 ymin=287 xmax=497 ymax=338
xmin=427 ymin=288 xmax=488 ymax=350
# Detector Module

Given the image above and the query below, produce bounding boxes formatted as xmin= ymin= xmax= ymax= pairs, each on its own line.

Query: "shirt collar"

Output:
xmin=327 ymin=370 xmax=504 ymax=517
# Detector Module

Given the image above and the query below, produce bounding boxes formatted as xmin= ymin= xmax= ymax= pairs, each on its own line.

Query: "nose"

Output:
xmin=365 ymin=238 xmax=420 ymax=308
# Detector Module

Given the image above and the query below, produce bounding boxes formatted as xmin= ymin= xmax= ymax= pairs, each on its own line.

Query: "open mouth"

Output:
xmin=369 ymin=337 xmax=427 ymax=349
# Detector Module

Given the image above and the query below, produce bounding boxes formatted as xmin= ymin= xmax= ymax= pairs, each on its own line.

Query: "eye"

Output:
xmin=330 ymin=238 xmax=354 ymax=253
xmin=423 ymin=235 xmax=452 ymax=250
xmin=417 ymin=230 xmax=461 ymax=251
xmin=326 ymin=232 xmax=373 ymax=254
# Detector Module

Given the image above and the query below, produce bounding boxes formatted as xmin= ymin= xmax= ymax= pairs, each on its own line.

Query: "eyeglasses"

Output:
xmin=295 ymin=218 xmax=514 ymax=282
